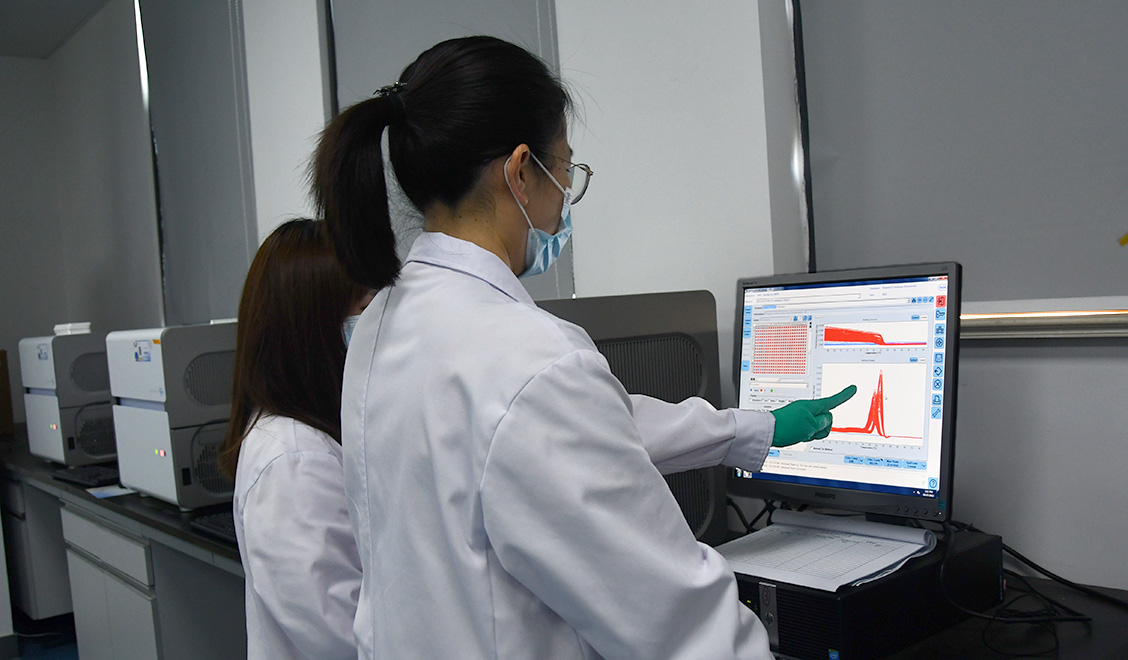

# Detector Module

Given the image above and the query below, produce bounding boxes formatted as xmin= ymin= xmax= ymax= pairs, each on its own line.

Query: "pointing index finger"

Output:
xmin=814 ymin=384 xmax=857 ymax=414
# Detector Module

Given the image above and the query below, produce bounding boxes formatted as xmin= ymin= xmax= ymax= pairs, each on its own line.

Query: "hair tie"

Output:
xmin=374 ymin=82 xmax=407 ymax=124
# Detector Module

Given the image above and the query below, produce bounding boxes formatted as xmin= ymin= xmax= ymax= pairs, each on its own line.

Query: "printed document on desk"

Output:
xmin=717 ymin=510 xmax=936 ymax=592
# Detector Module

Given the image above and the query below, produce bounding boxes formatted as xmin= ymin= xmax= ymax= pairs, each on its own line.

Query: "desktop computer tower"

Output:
xmin=537 ymin=291 xmax=729 ymax=546
xmin=735 ymin=530 xmax=1003 ymax=660
xmin=106 ymin=322 xmax=236 ymax=510
xmin=18 ymin=329 xmax=116 ymax=466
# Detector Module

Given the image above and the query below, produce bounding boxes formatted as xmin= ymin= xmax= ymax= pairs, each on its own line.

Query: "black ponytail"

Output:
xmin=312 ymin=96 xmax=403 ymax=290
xmin=312 ymin=36 xmax=571 ymax=291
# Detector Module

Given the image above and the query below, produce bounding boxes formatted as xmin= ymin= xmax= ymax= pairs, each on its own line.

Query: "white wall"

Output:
xmin=801 ymin=1 xmax=1128 ymax=302
xmin=555 ymin=0 xmax=781 ymax=407
xmin=328 ymin=0 xmax=572 ymax=301
xmin=139 ymin=0 xmax=257 ymax=325
xmin=757 ymin=0 xmax=806 ymax=276
xmin=0 ymin=0 xmax=162 ymax=424
xmin=793 ymin=1 xmax=1128 ymax=591
xmin=242 ymin=0 xmax=326 ymax=240
xmin=51 ymin=0 xmax=163 ymax=332
xmin=955 ymin=340 xmax=1128 ymax=590
xmin=0 ymin=57 xmax=67 ymax=421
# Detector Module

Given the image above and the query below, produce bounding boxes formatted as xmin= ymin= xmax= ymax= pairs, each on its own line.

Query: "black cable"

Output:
xmin=749 ymin=499 xmax=775 ymax=529
xmin=935 ymin=522 xmax=1091 ymax=657
xmin=951 ymin=519 xmax=1128 ymax=612
xmin=1004 ymin=569 xmax=1088 ymax=619
xmin=1003 ymin=541 xmax=1128 ymax=612
xmin=978 ymin=592 xmax=1062 ymax=657
xmin=726 ymin=498 xmax=752 ymax=534
xmin=939 ymin=522 xmax=1091 ymax=625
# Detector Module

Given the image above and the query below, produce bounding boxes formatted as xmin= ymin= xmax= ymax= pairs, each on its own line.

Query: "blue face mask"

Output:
xmin=343 ymin=315 xmax=360 ymax=347
xmin=505 ymin=153 xmax=573 ymax=279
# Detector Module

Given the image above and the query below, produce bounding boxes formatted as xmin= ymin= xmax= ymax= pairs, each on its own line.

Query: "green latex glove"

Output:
xmin=770 ymin=385 xmax=858 ymax=447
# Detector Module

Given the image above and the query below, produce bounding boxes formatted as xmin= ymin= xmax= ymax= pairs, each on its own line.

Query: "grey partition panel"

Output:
xmin=329 ymin=0 xmax=572 ymax=300
xmin=139 ymin=0 xmax=257 ymax=325
xmin=538 ymin=290 xmax=728 ymax=545
xmin=800 ymin=1 xmax=1128 ymax=302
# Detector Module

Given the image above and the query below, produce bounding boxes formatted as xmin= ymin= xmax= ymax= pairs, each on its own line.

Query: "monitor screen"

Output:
xmin=729 ymin=263 xmax=961 ymax=521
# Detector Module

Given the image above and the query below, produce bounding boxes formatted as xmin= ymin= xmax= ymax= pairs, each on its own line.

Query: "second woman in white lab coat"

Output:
xmin=312 ymin=36 xmax=854 ymax=660
xmin=218 ymin=219 xmax=373 ymax=660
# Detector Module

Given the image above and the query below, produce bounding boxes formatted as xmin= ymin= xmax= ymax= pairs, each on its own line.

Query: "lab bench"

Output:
xmin=0 ymin=427 xmax=245 ymax=659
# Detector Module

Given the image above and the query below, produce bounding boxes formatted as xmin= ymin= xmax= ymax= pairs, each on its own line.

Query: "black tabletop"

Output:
xmin=0 ymin=427 xmax=240 ymax=563
xmin=886 ymin=566 xmax=1128 ymax=658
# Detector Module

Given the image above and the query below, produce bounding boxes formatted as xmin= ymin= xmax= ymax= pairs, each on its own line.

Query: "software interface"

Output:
xmin=736 ymin=275 xmax=951 ymax=499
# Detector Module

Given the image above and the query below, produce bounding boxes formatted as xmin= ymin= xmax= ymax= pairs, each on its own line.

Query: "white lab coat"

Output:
xmin=232 ymin=414 xmax=362 ymax=660
xmin=343 ymin=232 xmax=776 ymax=660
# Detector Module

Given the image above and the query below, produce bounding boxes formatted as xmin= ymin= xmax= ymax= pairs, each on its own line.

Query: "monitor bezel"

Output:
xmin=729 ymin=262 xmax=961 ymax=522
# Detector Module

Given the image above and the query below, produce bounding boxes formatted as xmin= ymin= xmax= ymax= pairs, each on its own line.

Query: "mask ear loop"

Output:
xmin=530 ymin=154 xmax=574 ymax=228
xmin=530 ymin=153 xmax=571 ymax=199
xmin=504 ymin=155 xmax=536 ymax=231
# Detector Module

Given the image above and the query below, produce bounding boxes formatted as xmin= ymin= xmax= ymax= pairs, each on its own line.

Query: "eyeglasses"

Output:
xmin=565 ymin=162 xmax=593 ymax=204
xmin=546 ymin=155 xmax=593 ymax=204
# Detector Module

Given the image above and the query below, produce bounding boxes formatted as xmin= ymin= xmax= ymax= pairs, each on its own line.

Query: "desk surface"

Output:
xmin=5 ymin=432 xmax=1127 ymax=657
xmin=886 ymin=575 xmax=1128 ymax=659
xmin=0 ymin=428 xmax=239 ymax=564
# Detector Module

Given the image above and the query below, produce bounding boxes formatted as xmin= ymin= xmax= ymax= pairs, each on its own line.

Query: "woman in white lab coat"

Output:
xmin=218 ymin=219 xmax=372 ymax=660
xmin=312 ymin=36 xmax=853 ymax=660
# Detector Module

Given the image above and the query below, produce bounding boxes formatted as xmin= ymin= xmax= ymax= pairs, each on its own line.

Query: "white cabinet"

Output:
xmin=61 ymin=506 xmax=161 ymax=660
xmin=0 ymin=478 xmax=72 ymax=619
xmin=64 ymin=549 xmax=114 ymax=660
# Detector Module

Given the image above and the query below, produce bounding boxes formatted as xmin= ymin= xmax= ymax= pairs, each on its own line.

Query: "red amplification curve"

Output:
xmin=832 ymin=371 xmax=887 ymax=437
xmin=824 ymin=326 xmax=924 ymax=347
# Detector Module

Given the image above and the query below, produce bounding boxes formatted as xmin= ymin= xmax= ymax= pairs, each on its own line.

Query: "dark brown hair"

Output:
xmin=311 ymin=36 xmax=571 ymax=290
xmin=219 ymin=219 xmax=368 ymax=477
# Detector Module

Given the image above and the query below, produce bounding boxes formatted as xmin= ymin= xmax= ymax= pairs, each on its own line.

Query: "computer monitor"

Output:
xmin=729 ymin=263 xmax=961 ymax=522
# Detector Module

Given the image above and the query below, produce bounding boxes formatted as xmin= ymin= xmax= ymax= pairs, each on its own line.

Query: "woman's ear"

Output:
xmin=503 ymin=144 xmax=532 ymax=207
